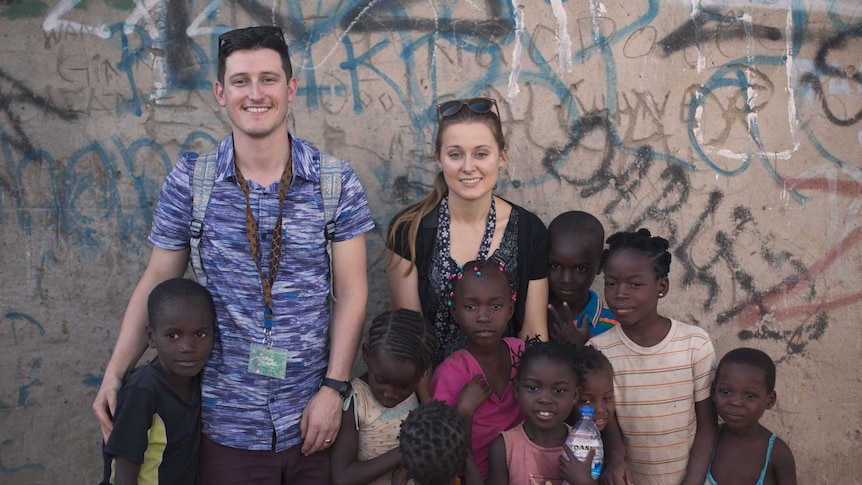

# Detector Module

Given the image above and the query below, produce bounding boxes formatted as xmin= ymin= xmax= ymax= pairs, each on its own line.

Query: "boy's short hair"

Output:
xmin=399 ymin=401 xmax=469 ymax=485
xmin=548 ymin=210 xmax=605 ymax=245
xmin=217 ymin=26 xmax=293 ymax=84
xmin=147 ymin=278 xmax=215 ymax=330
xmin=716 ymin=347 xmax=777 ymax=393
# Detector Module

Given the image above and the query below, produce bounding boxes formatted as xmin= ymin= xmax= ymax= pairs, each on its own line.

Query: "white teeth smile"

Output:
xmin=461 ymin=178 xmax=481 ymax=184
xmin=245 ymin=107 xmax=269 ymax=112
xmin=537 ymin=411 xmax=553 ymax=417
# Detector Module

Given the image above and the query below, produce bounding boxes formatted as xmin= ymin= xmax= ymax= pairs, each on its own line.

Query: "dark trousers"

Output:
xmin=199 ymin=435 xmax=332 ymax=485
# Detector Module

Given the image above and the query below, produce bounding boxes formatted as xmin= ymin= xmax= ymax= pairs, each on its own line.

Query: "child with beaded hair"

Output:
xmin=393 ymin=401 xmax=482 ymax=485
xmin=588 ymin=228 xmax=717 ymax=485
xmin=429 ymin=257 xmax=526 ymax=480
xmin=331 ymin=309 xmax=436 ymax=485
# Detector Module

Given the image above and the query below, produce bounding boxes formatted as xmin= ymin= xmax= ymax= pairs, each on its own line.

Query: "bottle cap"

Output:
xmin=580 ymin=405 xmax=594 ymax=417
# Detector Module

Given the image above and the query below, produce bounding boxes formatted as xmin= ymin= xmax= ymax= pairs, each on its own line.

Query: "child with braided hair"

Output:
xmin=429 ymin=258 xmax=525 ymax=480
xmin=568 ymin=345 xmax=615 ymax=429
xmin=393 ymin=400 xmax=481 ymax=485
xmin=588 ymin=228 xmax=717 ymax=485
xmin=331 ymin=309 xmax=436 ymax=485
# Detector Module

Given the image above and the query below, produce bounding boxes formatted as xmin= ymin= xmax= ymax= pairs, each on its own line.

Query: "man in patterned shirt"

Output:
xmin=93 ymin=26 xmax=374 ymax=484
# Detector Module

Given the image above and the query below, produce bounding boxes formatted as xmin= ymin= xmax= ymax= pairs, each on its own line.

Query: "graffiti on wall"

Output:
xmin=1 ymin=0 xmax=860 ymax=360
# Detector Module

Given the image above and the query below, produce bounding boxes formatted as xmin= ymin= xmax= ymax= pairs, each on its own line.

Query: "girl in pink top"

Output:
xmin=487 ymin=342 xmax=599 ymax=485
xmin=429 ymin=258 xmax=525 ymax=479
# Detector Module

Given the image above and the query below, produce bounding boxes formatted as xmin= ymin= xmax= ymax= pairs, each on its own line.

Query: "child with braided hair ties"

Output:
xmin=331 ymin=309 xmax=436 ymax=485
xmin=588 ymin=229 xmax=717 ymax=485
xmin=429 ymin=258 xmax=525 ymax=480
xmin=393 ymin=401 xmax=482 ymax=485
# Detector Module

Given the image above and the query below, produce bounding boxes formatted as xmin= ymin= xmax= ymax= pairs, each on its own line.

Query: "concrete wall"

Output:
xmin=1 ymin=1 xmax=859 ymax=483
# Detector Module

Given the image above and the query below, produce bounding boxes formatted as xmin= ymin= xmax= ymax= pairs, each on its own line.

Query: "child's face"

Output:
xmin=548 ymin=234 xmax=602 ymax=307
xmin=514 ymin=356 xmax=580 ymax=432
xmin=451 ymin=270 xmax=514 ymax=347
xmin=576 ymin=367 xmax=615 ymax=431
xmin=147 ymin=298 xmax=214 ymax=385
xmin=603 ymin=249 xmax=668 ymax=329
xmin=363 ymin=346 xmax=419 ymax=408
xmin=713 ymin=362 xmax=775 ymax=430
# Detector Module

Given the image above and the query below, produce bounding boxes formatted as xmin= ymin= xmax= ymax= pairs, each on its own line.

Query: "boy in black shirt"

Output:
xmin=103 ymin=278 xmax=215 ymax=484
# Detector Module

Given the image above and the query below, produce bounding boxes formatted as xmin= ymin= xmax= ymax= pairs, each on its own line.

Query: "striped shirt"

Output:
xmin=588 ymin=320 xmax=716 ymax=485
xmin=149 ymin=132 xmax=374 ymax=451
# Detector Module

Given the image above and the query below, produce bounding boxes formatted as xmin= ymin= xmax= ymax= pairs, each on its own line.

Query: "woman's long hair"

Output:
xmin=385 ymin=103 xmax=506 ymax=276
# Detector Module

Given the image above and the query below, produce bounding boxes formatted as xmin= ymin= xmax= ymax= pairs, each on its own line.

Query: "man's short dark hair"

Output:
xmin=217 ymin=26 xmax=293 ymax=84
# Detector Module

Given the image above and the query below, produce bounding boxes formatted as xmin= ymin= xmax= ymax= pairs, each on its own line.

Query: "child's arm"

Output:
xmin=770 ymin=438 xmax=798 ymax=485
xmin=486 ymin=435 xmax=509 ymax=485
xmin=113 ymin=457 xmax=141 ymax=485
xmin=455 ymin=375 xmax=492 ymax=432
xmin=330 ymin=400 xmax=401 ymax=485
xmin=680 ymin=398 xmax=718 ymax=485
xmin=461 ymin=452 xmax=484 ymax=485
xmin=598 ymin=415 xmax=634 ymax=485
xmin=559 ymin=445 xmax=598 ymax=485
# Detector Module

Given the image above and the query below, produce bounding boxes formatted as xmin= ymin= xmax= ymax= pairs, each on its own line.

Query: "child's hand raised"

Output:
xmin=457 ymin=374 xmax=492 ymax=417
xmin=549 ymin=302 xmax=590 ymax=348
xmin=559 ymin=445 xmax=597 ymax=485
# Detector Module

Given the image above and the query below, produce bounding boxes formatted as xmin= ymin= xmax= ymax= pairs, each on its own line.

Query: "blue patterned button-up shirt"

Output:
xmin=149 ymin=132 xmax=374 ymax=451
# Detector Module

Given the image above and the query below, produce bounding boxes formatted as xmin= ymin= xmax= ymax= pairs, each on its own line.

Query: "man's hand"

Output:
xmin=548 ymin=302 xmax=590 ymax=348
xmin=93 ymin=374 xmax=122 ymax=442
xmin=300 ymin=386 xmax=343 ymax=455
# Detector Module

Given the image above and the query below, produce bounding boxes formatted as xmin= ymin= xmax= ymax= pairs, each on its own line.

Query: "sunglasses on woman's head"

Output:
xmin=437 ymin=97 xmax=500 ymax=120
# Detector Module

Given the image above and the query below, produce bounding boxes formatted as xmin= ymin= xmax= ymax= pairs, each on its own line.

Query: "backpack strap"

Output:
xmin=319 ymin=151 xmax=342 ymax=302
xmin=189 ymin=150 xmax=218 ymax=286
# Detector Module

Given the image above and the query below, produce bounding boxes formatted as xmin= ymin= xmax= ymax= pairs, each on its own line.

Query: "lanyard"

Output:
xmin=235 ymin=152 xmax=292 ymax=344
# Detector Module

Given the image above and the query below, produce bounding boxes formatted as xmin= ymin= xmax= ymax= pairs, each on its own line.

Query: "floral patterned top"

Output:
xmin=428 ymin=195 xmax=520 ymax=365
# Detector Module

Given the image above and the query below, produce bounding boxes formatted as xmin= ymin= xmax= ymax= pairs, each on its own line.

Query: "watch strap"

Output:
xmin=320 ymin=377 xmax=352 ymax=399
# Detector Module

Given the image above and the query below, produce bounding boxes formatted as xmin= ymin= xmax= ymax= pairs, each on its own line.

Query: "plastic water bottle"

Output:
xmin=564 ymin=405 xmax=603 ymax=481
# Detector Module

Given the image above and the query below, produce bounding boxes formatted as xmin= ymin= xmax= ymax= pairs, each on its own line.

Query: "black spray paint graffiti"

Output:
xmin=799 ymin=24 xmax=862 ymax=127
xmin=0 ymin=66 xmax=80 ymax=155
xmin=659 ymin=8 xmax=782 ymax=56
xmin=542 ymin=110 xmax=827 ymax=358
xmin=338 ymin=0 xmax=511 ymax=40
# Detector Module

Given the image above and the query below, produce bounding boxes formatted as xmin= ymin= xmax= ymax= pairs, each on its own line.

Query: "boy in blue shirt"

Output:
xmin=103 ymin=278 xmax=215 ymax=484
xmin=547 ymin=210 xmax=618 ymax=348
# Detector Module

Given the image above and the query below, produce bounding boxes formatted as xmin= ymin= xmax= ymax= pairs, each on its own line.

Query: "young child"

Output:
xmin=588 ymin=229 xmax=717 ymax=485
xmin=568 ymin=345 xmax=615 ymax=428
xmin=707 ymin=348 xmax=797 ymax=485
xmin=547 ymin=211 xmax=618 ymax=348
xmin=103 ymin=278 xmax=215 ymax=484
xmin=330 ymin=309 xmax=436 ymax=485
xmin=393 ymin=400 xmax=481 ymax=485
xmin=429 ymin=258 xmax=525 ymax=479
xmin=486 ymin=341 xmax=596 ymax=485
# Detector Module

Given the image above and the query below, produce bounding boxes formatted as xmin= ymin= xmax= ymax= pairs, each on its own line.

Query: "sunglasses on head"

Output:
xmin=218 ymin=26 xmax=286 ymax=49
xmin=437 ymin=97 xmax=500 ymax=120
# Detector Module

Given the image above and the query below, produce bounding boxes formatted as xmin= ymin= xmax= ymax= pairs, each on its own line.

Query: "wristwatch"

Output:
xmin=320 ymin=378 xmax=352 ymax=399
